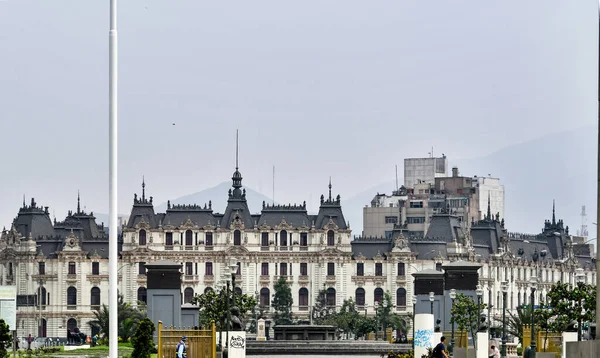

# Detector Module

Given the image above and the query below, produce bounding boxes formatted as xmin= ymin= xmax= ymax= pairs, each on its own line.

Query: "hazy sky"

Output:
xmin=0 ymin=0 xmax=597 ymax=232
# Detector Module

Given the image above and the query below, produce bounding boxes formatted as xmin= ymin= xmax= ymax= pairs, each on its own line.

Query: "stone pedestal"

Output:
xmin=256 ymin=319 xmax=266 ymax=341
xmin=218 ymin=331 xmax=246 ymax=358
xmin=562 ymin=332 xmax=577 ymax=358
xmin=414 ymin=313 xmax=435 ymax=358
xmin=476 ymin=332 xmax=488 ymax=358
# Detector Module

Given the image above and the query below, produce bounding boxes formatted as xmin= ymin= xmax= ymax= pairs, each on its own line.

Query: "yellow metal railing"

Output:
xmin=157 ymin=321 xmax=216 ymax=358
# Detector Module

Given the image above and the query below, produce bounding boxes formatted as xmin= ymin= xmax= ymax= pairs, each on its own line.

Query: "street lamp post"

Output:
xmin=37 ymin=279 xmax=44 ymax=337
xmin=501 ymin=281 xmax=508 ymax=358
xmin=374 ymin=301 xmax=379 ymax=340
xmin=449 ymin=289 xmax=456 ymax=357
xmin=476 ymin=284 xmax=483 ymax=350
xmin=530 ymin=277 xmax=537 ymax=358
xmin=429 ymin=292 xmax=434 ymax=315
xmin=576 ymin=268 xmax=586 ymax=341
xmin=412 ymin=296 xmax=417 ymax=351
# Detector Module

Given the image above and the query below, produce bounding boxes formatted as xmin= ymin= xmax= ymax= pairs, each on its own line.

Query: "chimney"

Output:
xmin=452 ymin=167 xmax=459 ymax=177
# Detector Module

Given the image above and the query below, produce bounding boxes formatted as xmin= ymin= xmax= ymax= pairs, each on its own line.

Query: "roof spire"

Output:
xmin=235 ymin=129 xmax=239 ymax=170
xmin=22 ymin=194 xmax=26 ymax=208
xmin=487 ymin=192 xmax=491 ymax=220
xmin=77 ymin=190 xmax=81 ymax=214
xmin=328 ymin=177 xmax=332 ymax=201
xmin=552 ymin=199 xmax=556 ymax=226
xmin=142 ymin=176 xmax=146 ymax=201
xmin=230 ymin=130 xmax=243 ymax=195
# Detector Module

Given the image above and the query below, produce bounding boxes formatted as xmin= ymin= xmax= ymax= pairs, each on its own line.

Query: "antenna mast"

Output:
xmin=395 ymin=165 xmax=399 ymax=193
xmin=579 ymin=205 xmax=589 ymax=237
xmin=272 ymin=165 xmax=275 ymax=204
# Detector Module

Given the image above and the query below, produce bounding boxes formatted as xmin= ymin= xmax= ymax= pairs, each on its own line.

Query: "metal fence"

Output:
xmin=157 ymin=321 xmax=216 ymax=358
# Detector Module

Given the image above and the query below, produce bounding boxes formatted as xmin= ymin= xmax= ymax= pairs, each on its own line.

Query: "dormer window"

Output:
xmin=165 ymin=232 xmax=173 ymax=246
xmin=185 ymin=230 xmax=193 ymax=246
xmin=234 ymin=230 xmax=241 ymax=246
xmin=139 ymin=229 xmax=147 ymax=246
xmin=279 ymin=230 xmax=288 ymax=246
xmin=205 ymin=232 xmax=213 ymax=246
xmin=327 ymin=230 xmax=335 ymax=246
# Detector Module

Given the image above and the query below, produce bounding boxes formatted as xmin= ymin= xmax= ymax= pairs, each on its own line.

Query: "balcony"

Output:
xmin=165 ymin=245 xmax=173 ymax=251
xmin=277 ymin=275 xmax=292 ymax=283
xmin=183 ymin=274 xmax=199 ymax=284
xmin=260 ymin=246 xmax=270 ymax=251
xmin=260 ymin=275 xmax=270 ymax=284
xmin=205 ymin=245 xmax=213 ymax=251
xmin=298 ymin=275 xmax=309 ymax=284
xmin=299 ymin=246 xmax=308 ymax=251
xmin=184 ymin=245 xmax=194 ymax=251
xmin=325 ymin=275 xmax=336 ymax=283
xmin=278 ymin=246 xmax=289 ymax=251
xmin=66 ymin=274 xmax=78 ymax=282
xmin=204 ymin=275 xmax=215 ymax=285
xmin=396 ymin=275 xmax=407 ymax=283
xmin=67 ymin=305 xmax=76 ymax=310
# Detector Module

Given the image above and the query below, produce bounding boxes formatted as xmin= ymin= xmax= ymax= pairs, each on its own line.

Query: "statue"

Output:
xmin=478 ymin=316 xmax=488 ymax=332
xmin=229 ymin=306 xmax=244 ymax=331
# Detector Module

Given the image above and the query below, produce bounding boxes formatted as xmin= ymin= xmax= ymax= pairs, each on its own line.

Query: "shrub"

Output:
xmin=131 ymin=318 xmax=155 ymax=358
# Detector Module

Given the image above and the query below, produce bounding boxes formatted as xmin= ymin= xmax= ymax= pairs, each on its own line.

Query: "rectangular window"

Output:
xmin=261 ymin=263 xmax=269 ymax=276
xmin=261 ymin=232 xmax=269 ymax=246
xmin=407 ymin=217 xmax=426 ymax=224
xmin=205 ymin=262 xmax=213 ymax=276
xmin=357 ymin=263 xmax=364 ymax=276
xmin=139 ymin=262 xmax=146 ymax=275
xmin=38 ymin=262 xmax=45 ymax=275
xmin=300 ymin=233 xmax=308 ymax=246
xmin=92 ymin=262 xmax=99 ymax=275
xmin=68 ymin=262 xmax=76 ymax=275
xmin=327 ymin=262 xmax=335 ymax=276
xmin=385 ymin=216 xmax=398 ymax=224
xmin=409 ymin=201 xmax=423 ymax=208
xmin=397 ymin=262 xmax=405 ymax=276
xmin=205 ymin=232 xmax=213 ymax=246
xmin=280 ymin=263 xmax=287 ymax=276
xmin=375 ymin=263 xmax=383 ymax=276
xmin=300 ymin=263 xmax=308 ymax=276
xmin=165 ymin=232 xmax=173 ymax=246
xmin=185 ymin=262 xmax=193 ymax=276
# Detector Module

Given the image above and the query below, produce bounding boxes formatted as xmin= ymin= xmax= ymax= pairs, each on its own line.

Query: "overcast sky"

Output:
xmin=0 ymin=0 xmax=597 ymax=233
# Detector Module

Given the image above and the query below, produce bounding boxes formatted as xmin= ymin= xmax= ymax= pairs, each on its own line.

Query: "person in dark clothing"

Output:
xmin=432 ymin=336 xmax=449 ymax=358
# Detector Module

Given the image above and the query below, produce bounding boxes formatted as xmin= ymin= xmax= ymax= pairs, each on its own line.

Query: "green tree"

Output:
xmin=0 ymin=319 xmax=11 ymax=358
xmin=248 ymin=304 xmax=268 ymax=334
xmin=131 ymin=318 xmax=155 ymax=358
xmin=311 ymin=288 xmax=335 ymax=325
xmin=272 ymin=277 xmax=294 ymax=325
xmin=191 ymin=288 xmax=257 ymax=330
xmin=546 ymin=281 xmax=596 ymax=332
xmin=88 ymin=293 xmax=144 ymax=343
xmin=375 ymin=292 xmax=394 ymax=339
xmin=450 ymin=293 xmax=487 ymax=353
xmin=334 ymin=298 xmax=360 ymax=338
xmin=354 ymin=315 xmax=377 ymax=339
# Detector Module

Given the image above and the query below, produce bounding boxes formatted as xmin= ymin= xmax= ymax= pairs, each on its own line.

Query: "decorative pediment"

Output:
xmin=181 ymin=217 xmax=195 ymax=229
xmin=230 ymin=213 xmax=245 ymax=230
xmin=373 ymin=250 xmax=385 ymax=261
xmin=258 ymin=221 xmax=271 ymax=231
xmin=63 ymin=230 xmax=81 ymax=251
xmin=392 ymin=234 xmax=410 ymax=253
xmin=320 ymin=247 xmax=345 ymax=256
xmin=135 ymin=217 xmax=150 ymax=229
xmin=354 ymin=252 xmax=366 ymax=261
xmin=226 ymin=245 xmax=250 ymax=256
xmin=275 ymin=217 xmax=293 ymax=230
xmin=324 ymin=218 xmax=339 ymax=231
xmin=88 ymin=249 xmax=102 ymax=259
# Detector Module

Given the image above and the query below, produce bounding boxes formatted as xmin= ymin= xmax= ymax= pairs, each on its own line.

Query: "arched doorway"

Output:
xmin=39 ymin=318 xmax=47 ymax=337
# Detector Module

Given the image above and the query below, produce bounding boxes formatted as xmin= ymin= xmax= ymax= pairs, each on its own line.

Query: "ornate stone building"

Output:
xmin=0 ymin=165 xmax=353 ymax=338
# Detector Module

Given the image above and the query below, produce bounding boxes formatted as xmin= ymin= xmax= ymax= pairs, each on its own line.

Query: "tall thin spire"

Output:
xmin=552 ymin=199 xmax=556 ymax=226
xmin=23 ymin=194 xmax=26 ymax=208
xmin=235 ymin=129 xmax=239 ymax=170
xmin=142 ymin=176 xmax=146 ymax=201
xmin=328 ymin=177 xmax=332 ymax=201
xmin=77 ymin=190 xmax=81 ymax=214
xmin=487 ymin=192 xmax=491 ymax=220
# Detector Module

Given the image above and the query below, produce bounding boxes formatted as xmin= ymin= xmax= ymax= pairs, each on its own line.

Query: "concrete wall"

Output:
xmin=565 ymin=340 xmax=600 ymax=358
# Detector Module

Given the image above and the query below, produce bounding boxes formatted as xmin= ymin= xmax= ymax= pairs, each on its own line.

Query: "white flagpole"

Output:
xmin=108 ymin=0 xmax=118 ymax=356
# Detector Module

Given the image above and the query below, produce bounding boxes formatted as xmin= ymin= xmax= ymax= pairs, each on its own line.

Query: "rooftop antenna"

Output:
xmin=395 ymin=165 xmax=399 ymax=192
xmin=272 ymin=165 xmax=275 ymax=204
xmin=579 ymin=205 xmax=589 ymax=237
xmin=235 ymin=129 xmax=239 ymax=170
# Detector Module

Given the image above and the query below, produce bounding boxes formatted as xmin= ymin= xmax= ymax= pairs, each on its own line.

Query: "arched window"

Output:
xmin=355 ymin=288 xmax=365 ymax=306
xmin=185 ymin=230 xmax=193 ymax=246
xmin=39 ymin=318 xmax=47 ymax=337
xmin=204 ymin=287 xmax=213 ymax=293
xmin=396 ymin=288 xmax=407 ymax=307
xmin=67 ymin=318 xmax=77 ymax=332
xmin=326 ymin=288 xmax=336 ymax=307
xmin=280 ymin=230 xmax=288 ymax=246
xmin=90 ymin=287 xmax=101 ymax=309
xmin=137 ymin=287 xmax=147 ymax=303
xmin=139 ymin=229 xmax=147 ymax=246
xmin=327 ymin=230 xmax=335 ymax=246
xmin=374 ymin=288 xmax=384 ymax=303
xmin=234 ymin=287 xmax=242 ymax=296
xmin=67 ymin=287 xmax=77 ymax=306
xmin=37 ymin=286 xmax=47 ymax=306
xmin=234 ymin=230 xmax=241 ymax=246
xmin=260 ymin=288 xmax=270 ymax=307
xmin=184 ymin=288 xmax=194 ymax=304
xmin=299 ymin=288 xmax=309 ymax=307
xmin=397 ymin=262 xmax=406 ymax=276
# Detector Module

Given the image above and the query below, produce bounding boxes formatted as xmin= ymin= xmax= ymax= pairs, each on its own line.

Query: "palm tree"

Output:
xmin=88 ymin=293 xmax=144 ymax=343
